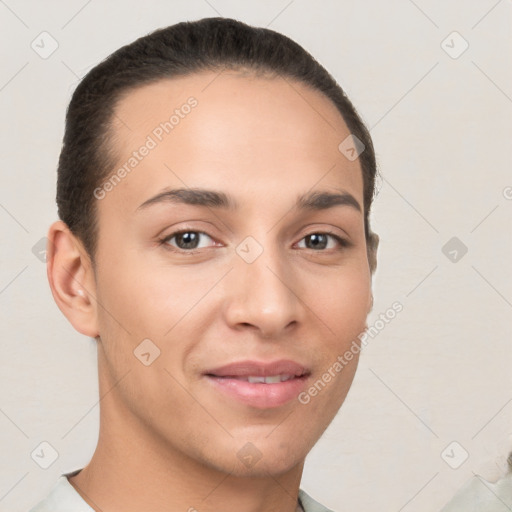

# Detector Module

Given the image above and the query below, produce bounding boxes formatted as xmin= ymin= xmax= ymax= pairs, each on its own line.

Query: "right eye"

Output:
xmin=160 ymin=230 xmax=217 ymax=252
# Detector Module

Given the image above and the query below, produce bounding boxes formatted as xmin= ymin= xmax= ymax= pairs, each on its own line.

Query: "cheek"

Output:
xmin=94 ymin=250 xmax=203 ymax=338
xmin=298 ymin=272 xmax=368 ymax=428
xmin=312 ymin=264 xmax=371 ymax=341
xmin=302 ymin=263 xmax=369 ymax=413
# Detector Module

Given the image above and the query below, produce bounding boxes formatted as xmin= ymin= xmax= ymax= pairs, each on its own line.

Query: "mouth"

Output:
xmin=215 ymin=374 xmax=298 ymax=383
xmin=203 ymin=360 xmax=311 ymax=409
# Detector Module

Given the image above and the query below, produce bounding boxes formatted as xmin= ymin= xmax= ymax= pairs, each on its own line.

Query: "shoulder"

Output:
xmin=440 ymin=473 xmax=512 ymax=511
xmin=28 ymin=470 xmax=93 ymax=512
xmin=30 ymin=475 xmax=335 ymax=512
xmin=298 ymin=488 xmax=337 ymax=512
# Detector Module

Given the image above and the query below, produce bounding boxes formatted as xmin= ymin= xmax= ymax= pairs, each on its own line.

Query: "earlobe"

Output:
xmin=46 ymin=220 xmax=99 ymax=338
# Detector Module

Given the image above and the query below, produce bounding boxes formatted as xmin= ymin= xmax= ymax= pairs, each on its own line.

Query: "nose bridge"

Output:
xmin=225 ymin=234 xmax=300 ymax=336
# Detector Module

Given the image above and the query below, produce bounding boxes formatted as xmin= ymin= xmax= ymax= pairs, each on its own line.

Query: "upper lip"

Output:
xmin=205 ymin=359 xmax=309 ymax=378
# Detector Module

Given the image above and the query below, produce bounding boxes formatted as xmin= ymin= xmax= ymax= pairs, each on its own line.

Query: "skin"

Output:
xmin=47 ymin=70 xmax=376 ymax=512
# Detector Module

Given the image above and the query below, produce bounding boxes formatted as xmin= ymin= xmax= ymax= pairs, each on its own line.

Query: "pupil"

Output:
xmin=178 ymin=232 xmax=199 ymax=249
xmin=308 ymin=234 xmax=327 ymax=250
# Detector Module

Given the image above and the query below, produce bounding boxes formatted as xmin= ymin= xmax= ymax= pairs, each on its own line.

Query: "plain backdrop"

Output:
xmin=1 ymin=1 xmax=511 ymax=511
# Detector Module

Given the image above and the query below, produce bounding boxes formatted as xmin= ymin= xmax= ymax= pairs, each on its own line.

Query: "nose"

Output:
xmin=222 ymin=242 xmax=303 ymax=339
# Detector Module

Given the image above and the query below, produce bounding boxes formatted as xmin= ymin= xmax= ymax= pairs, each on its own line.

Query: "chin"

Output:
xmin=204 ymin=438 xmax=308 ymax=479
xmin=231 ymin=455 xmax=304 ymax=479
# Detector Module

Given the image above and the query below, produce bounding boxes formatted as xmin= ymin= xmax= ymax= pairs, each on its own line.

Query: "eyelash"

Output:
xmin=158 ymin=229 xmax=351 ymax=254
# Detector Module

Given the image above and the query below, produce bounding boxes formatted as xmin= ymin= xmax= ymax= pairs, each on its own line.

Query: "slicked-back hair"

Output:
xmin=56 ymin=17 xmax=379 ymax=271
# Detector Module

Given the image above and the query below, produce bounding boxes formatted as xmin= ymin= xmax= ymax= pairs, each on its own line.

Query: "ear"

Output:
xmin=46 ymin=220 xmax=99 ymax=338
xmin=367 ymin=230 xmax=379 ymax=276
xmin=367 ymin=230 xmax=379 ymax=314
xmin=367 ymin=293 xmax=374 ymax=315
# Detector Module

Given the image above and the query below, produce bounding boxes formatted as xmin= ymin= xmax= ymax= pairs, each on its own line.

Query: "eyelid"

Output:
xmin=159 ymin=229 xmax=219 ymax=251
xmin=294 ymin=222 xmax=352 ymax=245
xmin=159 ymin=226 xmax=351 ymax=254
xmin=294 ymin=231 xmax=351 ymax=250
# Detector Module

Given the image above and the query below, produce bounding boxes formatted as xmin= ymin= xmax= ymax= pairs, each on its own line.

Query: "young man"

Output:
xmin=30 ymin=17 xmax=379 ymax=512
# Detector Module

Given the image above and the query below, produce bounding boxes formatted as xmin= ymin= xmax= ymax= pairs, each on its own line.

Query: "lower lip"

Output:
xmin=205 ymin=375 xmax=309 ymax=409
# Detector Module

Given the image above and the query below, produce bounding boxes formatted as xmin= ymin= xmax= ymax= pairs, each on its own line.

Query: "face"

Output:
xmin=91 ymin=71 xmax=373 ymax=477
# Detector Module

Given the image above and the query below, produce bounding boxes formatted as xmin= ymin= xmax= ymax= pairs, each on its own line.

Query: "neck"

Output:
xmin=69 ymin=427 xmax=304 ymax=512
xmin=68 ymin=358 xmax=304 ymax=512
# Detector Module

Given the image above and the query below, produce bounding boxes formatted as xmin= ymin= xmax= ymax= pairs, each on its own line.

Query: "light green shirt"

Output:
xmin=29 ymin=469 xmax=335 ymax=512
xmin=440 ymin=473 xmax=512 ymax=512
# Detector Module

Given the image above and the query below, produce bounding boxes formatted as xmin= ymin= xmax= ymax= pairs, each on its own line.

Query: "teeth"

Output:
xmin=263 ymin=375 xmax=282 ymax=384
xmin=248 ymin=376 xmax=266 ymax=384
xmin=246 ymin=374 xmax=294 ymax=384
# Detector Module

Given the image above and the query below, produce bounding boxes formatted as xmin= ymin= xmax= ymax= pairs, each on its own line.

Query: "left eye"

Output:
xmin=161 ymin=231 xmax=215 ymax=251
xmin=296 ymin=233 xmax=345 ymax=251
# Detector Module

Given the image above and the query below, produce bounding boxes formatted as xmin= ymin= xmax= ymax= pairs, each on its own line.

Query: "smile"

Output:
xmin=204 ymin=360 xmax=311 ymax=409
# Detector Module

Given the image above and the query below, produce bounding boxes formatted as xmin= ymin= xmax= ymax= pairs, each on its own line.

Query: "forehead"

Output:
xmin=101 ymin=71 xmax=363 ymax=214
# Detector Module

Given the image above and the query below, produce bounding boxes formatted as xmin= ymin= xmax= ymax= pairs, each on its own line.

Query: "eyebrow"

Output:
xmin=136 ymin=187 xmax=362 ymax=213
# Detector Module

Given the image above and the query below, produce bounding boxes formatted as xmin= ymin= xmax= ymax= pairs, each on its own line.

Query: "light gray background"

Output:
xmin=1 ymin=1 xmax=511 ymax=511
